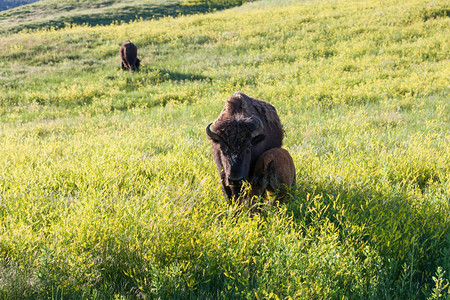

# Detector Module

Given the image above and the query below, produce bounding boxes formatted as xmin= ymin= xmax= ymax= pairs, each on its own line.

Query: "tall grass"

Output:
xmin=0 ymin=0 xmax=449 ymax=298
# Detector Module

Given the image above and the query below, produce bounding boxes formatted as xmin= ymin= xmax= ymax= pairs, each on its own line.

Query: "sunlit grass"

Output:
xmin=0 ymin=0 xmax=449 ymax=298
xmin=0 ymin=0 xmax=250 ymax=34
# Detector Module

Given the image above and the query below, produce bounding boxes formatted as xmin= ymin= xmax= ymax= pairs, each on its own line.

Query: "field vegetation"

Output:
xmin=0 ymin=0 xmax=449 ymax=298
xmin=0 ymin=0 xmax=250 ymax=34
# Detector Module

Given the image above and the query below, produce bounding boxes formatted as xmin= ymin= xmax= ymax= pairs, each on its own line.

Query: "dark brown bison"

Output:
xmin=206 ymin=92 xmax=284 ymax=201
xmin=120 ymin=40 xmax=140 ymax=73
xmin=250 ymin=148 xmax=296 ymax=207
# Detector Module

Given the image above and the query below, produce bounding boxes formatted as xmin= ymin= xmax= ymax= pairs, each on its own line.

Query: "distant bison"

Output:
xmin=206 ymin=92 xmax=284 ymax=201
xmin=250 ymin=148 xmax=296 ymax=207
xmin=120 ymin=40 xmax=140 ymax=73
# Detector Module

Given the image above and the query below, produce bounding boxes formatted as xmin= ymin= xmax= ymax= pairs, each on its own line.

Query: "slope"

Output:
xmin=0 ymin=0 xmax=39 ymax=12
xmin=0 ymin=0 xmax=449 ymax=298
xmin=0 ymin=0 xmax=249 ymax=34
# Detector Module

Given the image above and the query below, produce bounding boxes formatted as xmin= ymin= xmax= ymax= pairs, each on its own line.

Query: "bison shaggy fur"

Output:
xmin=206 ymin=91 xmax=284 ymax=201
xmin=250 ymin=148 xmax=296 ymax=206
xmin=120 ymin=40 xmax=140 ymax=73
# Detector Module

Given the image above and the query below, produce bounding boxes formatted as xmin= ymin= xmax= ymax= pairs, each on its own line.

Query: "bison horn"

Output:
xmin=206 ymin=123 xmax=222 ymax=141
xmin=252 ymin=116 xmax=264 ymax=137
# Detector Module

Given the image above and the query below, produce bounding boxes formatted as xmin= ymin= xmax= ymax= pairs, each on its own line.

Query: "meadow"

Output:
xmin=0 ymin=0 xmax=449 ymax=298
xmin=0 ymin=0 xmax=249 ymax=34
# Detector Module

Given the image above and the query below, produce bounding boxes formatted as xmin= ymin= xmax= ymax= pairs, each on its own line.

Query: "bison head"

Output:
xmin=250 ymin=160 xmax=275 ymax=198
xmin=206 ymin=116 xmax=265 ymax=199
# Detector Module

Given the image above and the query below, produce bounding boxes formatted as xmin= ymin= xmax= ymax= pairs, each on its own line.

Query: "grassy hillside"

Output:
xmin=0 ymin=0 xmax=38 ymax=12
xmin=0 ymin=0 xmax=249 ymax=33
xmin=0 ymin=0 xmax=449 ymax=298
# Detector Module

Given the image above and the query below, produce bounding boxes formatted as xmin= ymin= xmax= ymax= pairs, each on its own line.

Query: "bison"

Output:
xmin=250 ymin=148 xmax=296 ymax=207
xmin=206 ymin=91 xmax=284 ymax=201
xmin=120 ymin=40 xmax=140 ymax=73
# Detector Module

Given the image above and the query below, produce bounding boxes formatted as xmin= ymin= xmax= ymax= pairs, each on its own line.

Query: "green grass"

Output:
xmin=0 ymin=0 xmax=449 ymax=298
xmin=0 ymin=0 xmax=250 ymax=34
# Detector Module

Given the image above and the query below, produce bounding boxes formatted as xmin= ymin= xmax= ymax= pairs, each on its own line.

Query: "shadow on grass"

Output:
xmin=152 ymin=68 xmax=211 ymax=82
xmin=114 ymin=66 xmax=210 ymax=88
xmin=284 ymin=179 xmax=450 ymax=297
xmin=0 ymin=0 xmax=39 ymax=12
xmin=4 ymin=1 xmax=248 ymax=33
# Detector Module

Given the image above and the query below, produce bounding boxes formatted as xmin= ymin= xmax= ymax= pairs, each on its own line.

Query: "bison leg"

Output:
xmin=221 ymin=181 xmax=232 ymax=201
xmin=273 ymin=188 xmax=287 ymax=205
xmin=269 ymin=182 xmax=294 ymax=206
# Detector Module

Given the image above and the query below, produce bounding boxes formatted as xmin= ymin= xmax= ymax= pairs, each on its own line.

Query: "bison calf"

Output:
xmin=250 ymin=148 xmax=296 ymax=207
xmin=120 ymin=40 xmax=140 ymax=73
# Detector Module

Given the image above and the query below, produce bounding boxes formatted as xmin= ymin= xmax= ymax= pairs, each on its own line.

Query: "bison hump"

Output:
xmin=222 ymin=92 xmax=276 ymax=118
